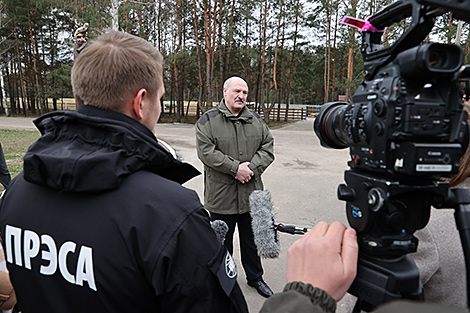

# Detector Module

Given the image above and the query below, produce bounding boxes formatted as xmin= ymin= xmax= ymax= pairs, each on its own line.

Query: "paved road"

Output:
xmin=0 ymin=116 xmax=37 ymax=131
xmin=156 ymin=119 xmax=351 ymax=312
xmin=0 ymin=116 xmax=352 ymax=312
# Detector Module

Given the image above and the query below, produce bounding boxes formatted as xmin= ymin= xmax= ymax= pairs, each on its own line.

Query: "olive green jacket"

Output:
xmin=260 ymin=282 xmax=466 ymax=313
xmin=260 ymin=282 xmax=336 ymax=313
xmin=195 ymin=100 xmax=274 ymax=214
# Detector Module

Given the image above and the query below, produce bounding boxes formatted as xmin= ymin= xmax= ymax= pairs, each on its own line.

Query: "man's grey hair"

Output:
xmin=223 ymin=76 xmax=248 ymax=91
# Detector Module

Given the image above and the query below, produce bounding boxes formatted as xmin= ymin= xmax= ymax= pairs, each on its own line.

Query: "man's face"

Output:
xmin=141 ymin=83 xmax=165 ymax=132
xmin=224 ymin=78 xmax=248 ymax=115
xmin=76 ymin=34 xmax=86 ymax=43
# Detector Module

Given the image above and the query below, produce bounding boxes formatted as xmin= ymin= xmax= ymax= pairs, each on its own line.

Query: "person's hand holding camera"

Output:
xmin=286 ymin=221 xmax=358 ymax=301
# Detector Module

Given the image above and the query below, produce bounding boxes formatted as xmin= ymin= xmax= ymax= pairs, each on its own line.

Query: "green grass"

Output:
xmin=1 ymin=130 xmax=41 ymax=187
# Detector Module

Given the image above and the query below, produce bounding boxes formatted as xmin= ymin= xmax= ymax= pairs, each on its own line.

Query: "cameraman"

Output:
xmin=260 ymin=221 xmax=466 ymax=313
xmin=73 ymin=24 xmax=88 ymax=60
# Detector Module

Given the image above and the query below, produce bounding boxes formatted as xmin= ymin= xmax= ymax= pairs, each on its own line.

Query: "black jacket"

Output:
xmin=0 ymin=105 xmax=248 ymax=313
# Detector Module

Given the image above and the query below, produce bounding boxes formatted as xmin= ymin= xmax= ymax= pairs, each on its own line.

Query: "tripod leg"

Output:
xmin=454 ymin=204 xmax=470 ymax=310
xmin=352 ymin=299 xmax=362 ymax=313
xmin=451 ymin=188 xmax=470 ymax=309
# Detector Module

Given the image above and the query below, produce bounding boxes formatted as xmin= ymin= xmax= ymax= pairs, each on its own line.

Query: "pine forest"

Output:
xmin=0 ymin=0 xmax=469 ymax=121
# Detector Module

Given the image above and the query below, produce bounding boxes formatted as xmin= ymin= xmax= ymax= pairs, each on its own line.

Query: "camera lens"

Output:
xmin=313 ymin=102 xmax=349 ymax=149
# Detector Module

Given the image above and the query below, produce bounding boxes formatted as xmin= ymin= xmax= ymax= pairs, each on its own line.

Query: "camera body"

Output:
xmin=314 ymin=0 xmax=470 ymax=247
xmin=315 ymin=41 xmax=469 ymax=253
xmin=314 ymin=0 xmax=470 ymax=308
xmin=316 ymin=43 xmax=467 ymax=179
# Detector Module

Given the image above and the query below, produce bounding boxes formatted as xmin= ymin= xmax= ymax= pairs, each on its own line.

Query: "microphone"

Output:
xmin=250 ymin=190 xmax=280 ymax=258
xmin=211 ymin=219 xmax=229 ymax=245
xmin=249 ymin=190 xmax=310 ymax=259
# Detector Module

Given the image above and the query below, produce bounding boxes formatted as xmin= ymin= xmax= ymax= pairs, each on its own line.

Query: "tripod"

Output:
xmin=350 ymin=253 xmax=423 ymax=312
xmin=446 ymin=187 xmax=470 ymax=310
xmin=339 ymin=170 xmax=470 ymax=311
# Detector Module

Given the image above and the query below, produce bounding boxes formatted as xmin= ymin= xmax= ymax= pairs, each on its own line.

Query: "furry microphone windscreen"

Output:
xmin=249 ymin=190 xmax=281 ymax=258
xmin=211 ymin=219 xmax=229 ymax=245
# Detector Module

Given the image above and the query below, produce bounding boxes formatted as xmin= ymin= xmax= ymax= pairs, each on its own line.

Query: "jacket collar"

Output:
xmin=218 ymin=100 xmax=253 ymax=123
xmin=24 ymin=105 xmax=200 ymax=193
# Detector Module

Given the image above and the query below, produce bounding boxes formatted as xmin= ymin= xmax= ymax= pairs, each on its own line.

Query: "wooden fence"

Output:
xmin=248 ymin=105 xmax=322 ymax=121
xmin=163 ymin=102 xmax=322 ymax=121
xmin=1 ymin=98 xmax=323 ymax=122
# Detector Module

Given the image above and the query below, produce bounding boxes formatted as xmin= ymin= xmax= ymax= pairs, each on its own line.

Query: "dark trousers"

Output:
xmin=211 ymin=212 xmax=263 ymax=284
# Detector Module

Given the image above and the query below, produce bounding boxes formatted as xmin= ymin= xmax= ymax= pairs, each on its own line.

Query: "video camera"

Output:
xmin=314 ymin=0 xmax=470 ymax=310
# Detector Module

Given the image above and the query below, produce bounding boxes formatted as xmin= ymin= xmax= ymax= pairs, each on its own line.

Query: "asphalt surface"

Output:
xmin=155 ymin=119 xmax=351 ymax=312
xmin=0 ymin=116 xmax=352 ymax=312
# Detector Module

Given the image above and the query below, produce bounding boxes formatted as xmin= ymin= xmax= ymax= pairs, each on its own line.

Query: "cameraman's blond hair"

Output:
xmin=449 ymin=103 xmax=470 ymax=187
xmin=71 ymin=30 xmax=163 ymax=111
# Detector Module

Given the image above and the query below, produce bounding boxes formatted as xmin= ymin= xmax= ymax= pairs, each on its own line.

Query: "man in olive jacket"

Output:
xmin=196 ymin=76 xmax=275 ymax=298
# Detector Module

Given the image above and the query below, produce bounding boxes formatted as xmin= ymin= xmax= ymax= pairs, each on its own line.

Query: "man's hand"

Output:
xmin=235 ymin=162 xmax=254 ymax=183
xmin=286 ymin=221 xmax=358 ymax=301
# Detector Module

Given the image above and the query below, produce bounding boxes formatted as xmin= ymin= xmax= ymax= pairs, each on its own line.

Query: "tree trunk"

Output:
xmin=224 ymin=0 xmax=235 ymax=81
xmin=28 ymin=6 xmax=42 ymax=115
xmin=323 ymin=0 xmax=331 ymax=104
xmin=111 ymin=0 xmax=119 ymax=30
xmin=259 ymin=0 xmax=268 ymax=122
xmin=173 ymin=0 xmax=183 ymax=121
xmin=244 ymin=14 xmax=249 ymax=79
xmin=277 ymin=25 xmax=285 ymax=121
xmin=7 ymin=58 xmax=17 ymax=115
xmin=465 ymin=26 xmax=470 ymax=62
xmin=218 ymin=0 xmax=224 ymax=101
xmin=285 ymin=3 xmax=299 ymax=121
xmin=346 ymin=0 xmax=358 ymax=101
xmin=210 ymin=0 xmax=217 ymax=103
xmin=203 ymin=0 xmax=214 ymax=110
xmin=331 ymin=7 xmax=338 ymax=101
xmin=50 ymin=23 xmax=57 ymax=111
xmin=1 ymin=64 xmax=9 ymax=116
xmin=137 ymin=8 xmax=144 ymax=37
xmin=193 ymin=0 xmax=204 ymax=117
xmin=448 ymin=13 xmax=454 ymax=44
xmin=346 ymin=29 xmax=355 ymax=101
xmin=125 ymin=4 xmax=131 ymax=34
xmin=268 ymin=0 xmax=284 ymax=122
xmin=15 ymin=40 xmax=27 ymax=117
xmin=157 ymin=0 xmax=162 ymax=52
